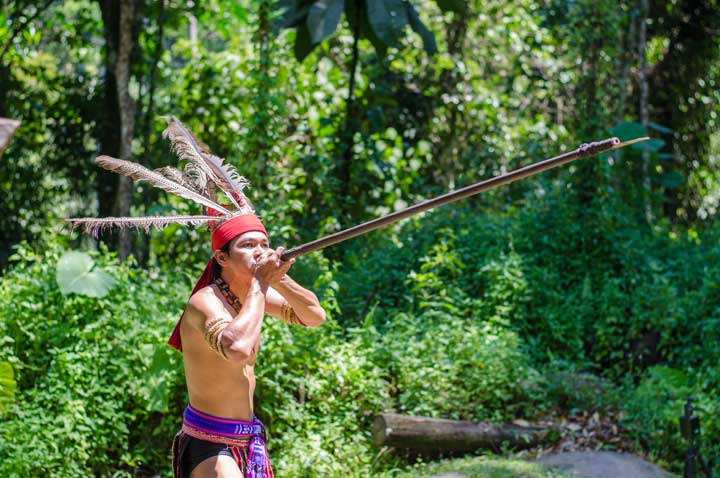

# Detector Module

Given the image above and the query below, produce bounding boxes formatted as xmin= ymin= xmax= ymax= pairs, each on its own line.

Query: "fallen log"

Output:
xmin=373 ymin=413 xmax=552 ymax=452
xmin=0 ymin=118 xmax=20 ymax=158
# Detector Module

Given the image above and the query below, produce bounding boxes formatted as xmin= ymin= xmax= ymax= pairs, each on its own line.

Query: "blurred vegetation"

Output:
xmin=1 ymin=0 xmax=719 ymax=476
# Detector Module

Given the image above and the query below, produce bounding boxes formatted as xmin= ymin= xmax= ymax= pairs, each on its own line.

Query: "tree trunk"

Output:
xmin=115 ymin=0 xmax=136 ymax=260
xmin=373 ymin=413 xmax=551 ymax=452
xmin=141 ymin=0 xmax=165 ymax=165
xmin=98 ymin=0 xmax=138 ymax=259
xmin=249 ymin=0 xmax=273 ymax=187
xmin=98 ymin=0 xmax=122 ymax=219
xmin=638 ymin=0 xmax=652 ymax=224
xmin=338 ymin=0 xmax=362 ymax=224
xmin=432 ymin=11 xmax=468 ymax=191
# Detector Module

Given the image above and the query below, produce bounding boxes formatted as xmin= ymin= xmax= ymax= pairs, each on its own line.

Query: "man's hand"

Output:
xmin=253 ymin=247 xmax=295 ymax=287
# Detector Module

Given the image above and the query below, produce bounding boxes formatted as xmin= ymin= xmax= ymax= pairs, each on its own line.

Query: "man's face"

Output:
xmin=217 ymin=230 xmax=270 ymax=275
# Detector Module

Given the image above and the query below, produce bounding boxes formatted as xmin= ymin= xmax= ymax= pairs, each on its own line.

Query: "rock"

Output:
xmin=538 ymin=451 xmax=670 ymax=478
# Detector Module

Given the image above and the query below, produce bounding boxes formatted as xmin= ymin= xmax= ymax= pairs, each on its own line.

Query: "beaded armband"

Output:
xmin=280 ymin=300 xmax=305 ymax=326
xmin=204 ymin=317 xmax=231 ymax=359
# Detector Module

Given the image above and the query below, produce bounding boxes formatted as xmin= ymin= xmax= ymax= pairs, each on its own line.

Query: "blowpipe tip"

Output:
xmin=612 ymin=136 xmax=651 ymax=149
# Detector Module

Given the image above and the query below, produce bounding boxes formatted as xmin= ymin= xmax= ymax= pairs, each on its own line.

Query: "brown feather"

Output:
xmin=95 ymin=155 xmax=231 ymax=215
xmin=66 ymin=214 xmax=221 ymax=236
xmin=161 ymin=117 xmax=253 ymax=213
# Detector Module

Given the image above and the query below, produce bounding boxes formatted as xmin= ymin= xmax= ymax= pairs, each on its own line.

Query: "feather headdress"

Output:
xmin=67 ymin=117 xmax=255 ymax=236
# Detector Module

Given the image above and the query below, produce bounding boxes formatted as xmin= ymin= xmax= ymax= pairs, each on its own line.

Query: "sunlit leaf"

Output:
xmin=140 ymin=345 xmax=174 ymax=412
xmin=230 ymin=3 xmax=248 ymax=24
xmin=0 ymin=362 xmax=16 ymax=412
xmin=56 ymin=251 xmax=116 ymax=298
xmin=648 ymin=366 xmax=689 ymax=389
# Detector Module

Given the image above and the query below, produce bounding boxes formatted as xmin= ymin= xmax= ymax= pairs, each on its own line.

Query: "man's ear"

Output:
xmin=214 ymin=249 xmax=228 ymax=266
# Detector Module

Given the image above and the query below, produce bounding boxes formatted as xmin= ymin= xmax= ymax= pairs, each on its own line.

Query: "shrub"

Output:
xmin=622 ymin=366 xmax=720 ymax=472
xmin=0 ymin=242 xmax=188 ymax=477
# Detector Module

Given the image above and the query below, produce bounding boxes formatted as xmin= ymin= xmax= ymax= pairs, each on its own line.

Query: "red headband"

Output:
xmin=211 ymin=214 xmax=267 ymax=251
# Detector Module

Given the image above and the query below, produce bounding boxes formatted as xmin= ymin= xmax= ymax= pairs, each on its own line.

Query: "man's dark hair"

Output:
xmin=211 ymin=241 xmax=232 ymax=281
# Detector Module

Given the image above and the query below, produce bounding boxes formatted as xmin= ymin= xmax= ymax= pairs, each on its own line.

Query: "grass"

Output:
xmin=391 ymin=454 xmax=572 ymax=478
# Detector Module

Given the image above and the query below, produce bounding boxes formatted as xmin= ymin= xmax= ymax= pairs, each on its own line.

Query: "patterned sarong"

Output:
xmin=172 ymin=405 xmax=274 ymax=478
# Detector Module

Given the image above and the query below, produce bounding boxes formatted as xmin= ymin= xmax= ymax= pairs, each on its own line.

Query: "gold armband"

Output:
xmin=204 ymin=317 xmax=231 ymax=359
xmin=280 ymin=300 xmax=305 ymax=326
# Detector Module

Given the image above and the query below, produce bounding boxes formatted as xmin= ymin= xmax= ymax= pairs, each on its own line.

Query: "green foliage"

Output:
xmin=623 ymin=366 xmax=720 ymax=471
xmin=0 ymin=241 xmax=188 ymax=477
xmin=384 ymin=314 xmax=546 ymax=421
xmin=277 ymin=0 xmax=444 ymax=60
xmin=2 ymin=0 xmax=720 ymax=475
xmin=0 ymin=238 xmax=549 ymax=477
xmin=544 ymin=369 xmax=619 ymax=416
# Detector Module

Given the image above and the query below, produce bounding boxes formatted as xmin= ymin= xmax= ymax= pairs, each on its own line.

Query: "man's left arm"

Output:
xmin=266 ymin=275 xmax=326 ymax=327
xmin=264 ymin=246 xmax=326 ymax=327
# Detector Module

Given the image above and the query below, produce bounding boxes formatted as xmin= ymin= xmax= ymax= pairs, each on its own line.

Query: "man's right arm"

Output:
xmin=186 ymin=278 xmax=268 ymax=363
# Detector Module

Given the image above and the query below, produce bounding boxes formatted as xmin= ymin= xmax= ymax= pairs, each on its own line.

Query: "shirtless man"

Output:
xmin=168 ymin=214 xmax=326 ymax=478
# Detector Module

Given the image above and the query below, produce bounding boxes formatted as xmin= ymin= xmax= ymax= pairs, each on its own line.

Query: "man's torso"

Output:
xmin=180 ymin=285 xmax=260 ymax=420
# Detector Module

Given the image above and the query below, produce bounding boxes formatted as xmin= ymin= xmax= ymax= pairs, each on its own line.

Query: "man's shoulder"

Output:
xmin=186 ymin=285 xmax=222 ymax=318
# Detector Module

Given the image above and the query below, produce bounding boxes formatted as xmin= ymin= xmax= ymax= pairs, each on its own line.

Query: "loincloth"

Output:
xmin=172 ymin=405 xmax=274 ymax=478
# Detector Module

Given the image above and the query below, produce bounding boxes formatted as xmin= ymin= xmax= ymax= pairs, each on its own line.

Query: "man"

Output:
xmin=168 ymin=214 xmax=326 ymax=478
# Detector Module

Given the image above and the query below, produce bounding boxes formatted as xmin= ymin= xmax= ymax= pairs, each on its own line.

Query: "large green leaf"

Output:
xmin=0 ymin=361 xmax=16 ymax=412
xmin=56 ymin=251 xmax=116 ymax=298
xmin=277 ymin=1 xmax=312 ymax=29
xmin=648 ymin=121 xmax=673 ymax=134
xmin=435 ymin=0 xmax=465 ymax=12
xmin=655 ymin=171 xmax=684 ymax=189
xmin=366 ymin=0 xmax=409 ymax=46
xmin=346 ymin=1 xmax=387 ymax=57
xmin=405 ymin=2 xmax=437 ymax=54
xmin=632 ymin=138 xmax=666 ymax=152
xmin=609 ymin=121 xmax=646 ymax=142
xmin=307 ymin=0 xmax=345 ymax=44
xmin=230 ymin=3 xmax=248 ymax=24
xmin=648 ymin=366 xmax=689 ymax=390
xmin=294 ymin=21 xmax=316 ymax=61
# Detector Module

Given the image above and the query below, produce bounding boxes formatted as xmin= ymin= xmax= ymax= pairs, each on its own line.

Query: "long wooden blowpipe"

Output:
xmin=280 ymin=136 xmax=649 ymax=261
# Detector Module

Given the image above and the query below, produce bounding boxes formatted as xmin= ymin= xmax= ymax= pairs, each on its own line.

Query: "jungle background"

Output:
xmin=1 ymin=0 xmax=719 ymax=476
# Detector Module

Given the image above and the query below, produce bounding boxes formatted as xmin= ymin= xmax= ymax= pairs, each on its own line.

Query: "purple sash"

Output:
xmin=181 ymin=405 xmax=272 ymax=478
